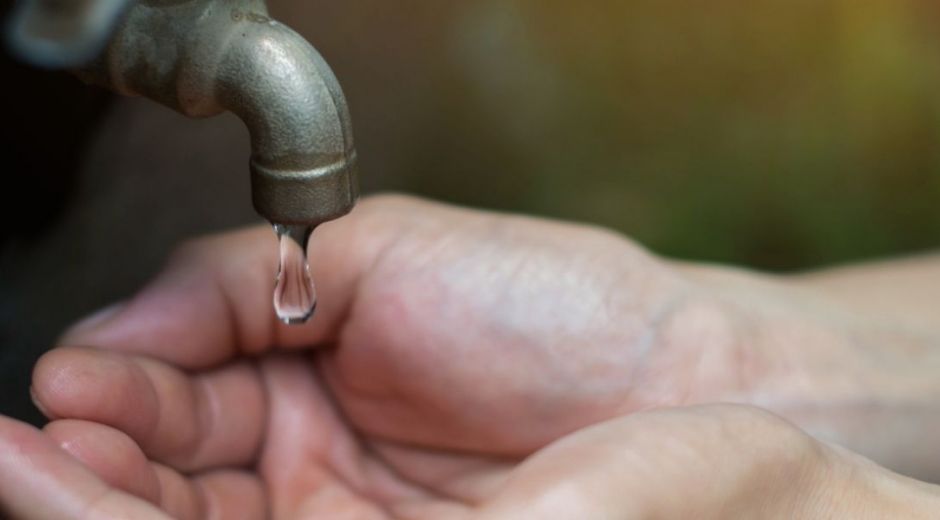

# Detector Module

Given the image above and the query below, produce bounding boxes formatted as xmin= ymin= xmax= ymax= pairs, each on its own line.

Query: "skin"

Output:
xmin=2 ymin=194 xmax=940 ymax=518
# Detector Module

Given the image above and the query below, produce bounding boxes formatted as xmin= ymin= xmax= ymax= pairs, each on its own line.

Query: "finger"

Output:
xmin=390 ymin=501 xmax=474 ymax=520
xmin=258 ymin=354 xmax=412 ymax=519
xmin=42 ymin=418 xmax=266 ymax=520
xmin=154 ymin=465 xmax=266 ymax=520
xmin=0 ymin=415 xmax=169 ymax=519
xmin=33 ymin=347 xmax=265 ymax=472
xmin=57 ymin=195 xmax=421 ymax=369
xmin=196 ymin=470 xmax=267 ymax=520
xmin=43 ymin=419 xmax=161 ymax=505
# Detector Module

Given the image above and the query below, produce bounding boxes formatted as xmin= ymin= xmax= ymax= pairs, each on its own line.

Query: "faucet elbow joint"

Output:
xmin=75 ymin=0 xmax=359 ymax=226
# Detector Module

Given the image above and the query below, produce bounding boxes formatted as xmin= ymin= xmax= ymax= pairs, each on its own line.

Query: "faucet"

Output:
xmin=6 ymin=0 xmax=358 ymax=228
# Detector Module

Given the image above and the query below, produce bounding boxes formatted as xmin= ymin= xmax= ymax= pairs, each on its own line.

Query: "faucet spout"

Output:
xmin=75 ymin=0 xmax=358 ymax=226
xmin=218 ymin=19 xmax=358 ymax=225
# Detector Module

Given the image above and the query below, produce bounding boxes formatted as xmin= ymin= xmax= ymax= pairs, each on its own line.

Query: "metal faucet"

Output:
xmin=7 ymin=0 xmax=358 ymax=227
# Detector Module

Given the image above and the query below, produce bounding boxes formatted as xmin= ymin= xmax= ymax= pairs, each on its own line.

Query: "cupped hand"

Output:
xmin=38 ymin=195 xmax=708 ymax=459
xmin=7 ymin=194 xmax=940 ymax=518
xmin=4 ymin=401 xmax=937 ymax=519
xmin=26 ymin=194 xmax=695 ymax=517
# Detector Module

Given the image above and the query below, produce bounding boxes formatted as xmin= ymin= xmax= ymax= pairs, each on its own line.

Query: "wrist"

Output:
xmin=675 ymin=260 xmax=940 ymax=408
xmin=670 ymin=260 xmax=940 ymax=481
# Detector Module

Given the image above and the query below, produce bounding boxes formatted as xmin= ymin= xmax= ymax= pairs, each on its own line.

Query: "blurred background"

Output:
xmin=2 ymin=0 xmax=939 ymax=422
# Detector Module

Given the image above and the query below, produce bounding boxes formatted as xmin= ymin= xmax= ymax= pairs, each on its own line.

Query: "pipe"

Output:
xmin=75 ymin=0 xmax=358 ymax=226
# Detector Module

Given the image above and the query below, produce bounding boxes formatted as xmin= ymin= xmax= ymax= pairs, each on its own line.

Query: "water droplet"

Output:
xmin=273 ymin=224 xmax=316 ymax=325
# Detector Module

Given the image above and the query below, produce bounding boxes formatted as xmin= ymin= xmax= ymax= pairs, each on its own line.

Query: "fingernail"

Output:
xmin=29 ymin=386 xmax=54 ymax=419
xmin=60 ymin=302 xmax=126 ymax=343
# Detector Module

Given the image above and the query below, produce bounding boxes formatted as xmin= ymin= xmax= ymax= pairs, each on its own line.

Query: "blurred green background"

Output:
xmin=289 ymin=0 xmax=940 ymax=271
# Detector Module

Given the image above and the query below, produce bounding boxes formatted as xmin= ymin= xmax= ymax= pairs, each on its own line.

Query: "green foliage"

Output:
xmin=396 ymin=0 xmax=940 ymax=270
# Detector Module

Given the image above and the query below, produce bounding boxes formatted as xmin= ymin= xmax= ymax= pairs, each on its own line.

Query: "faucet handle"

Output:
xmin=5 ymin=0 xmax=133 ymax=68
